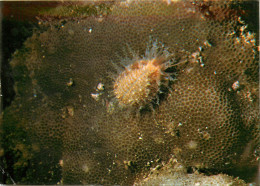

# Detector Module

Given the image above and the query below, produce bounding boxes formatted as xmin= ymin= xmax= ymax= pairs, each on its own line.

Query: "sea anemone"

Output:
xmin=112 ymin=39 xmax=176 ymax=110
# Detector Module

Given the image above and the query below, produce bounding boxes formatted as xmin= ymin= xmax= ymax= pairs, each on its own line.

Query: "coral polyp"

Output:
xmin=113 ymin=40 xmax=174 ymax=108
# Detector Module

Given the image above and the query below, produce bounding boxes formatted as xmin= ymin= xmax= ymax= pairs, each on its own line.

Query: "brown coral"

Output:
xmin=1 ymin=0 xmax=259 ymax=185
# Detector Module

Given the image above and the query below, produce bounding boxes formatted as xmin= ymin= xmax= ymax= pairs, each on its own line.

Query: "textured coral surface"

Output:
xmin=0 ymin=0 xmax=259 ymax=185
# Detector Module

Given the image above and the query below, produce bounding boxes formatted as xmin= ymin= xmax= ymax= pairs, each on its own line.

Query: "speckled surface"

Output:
xmin=1 ymin=0 xmax=259 ymax=185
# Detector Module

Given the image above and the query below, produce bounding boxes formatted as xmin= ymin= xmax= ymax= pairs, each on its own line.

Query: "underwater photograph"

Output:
xmin=0 ymin=0 xmax=259 ymax=185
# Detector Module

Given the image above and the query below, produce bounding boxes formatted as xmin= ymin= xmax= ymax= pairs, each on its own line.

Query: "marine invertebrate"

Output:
xmin=112 ymin=40 xmax=175 ymax=109
xmin=1 ymin=0 xmax=259 ymax=185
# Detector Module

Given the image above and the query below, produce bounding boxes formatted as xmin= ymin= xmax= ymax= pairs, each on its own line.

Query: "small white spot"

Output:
xmin=165 ymin=0 xmax=172 ymax=5
xmin=97 ymin=82 xmax=104 ymax=91
xmin=187 ymin=140 xmax=197 ymax=149
xmin=33 ymin=89 xmax=37 ymax=98
xmin=204 ymin=40 xmax=212 ymax=47
xmin=97 ymin=16 xmax=104 ymax=22
xmin=232 ymin=81 xmax=240 ymax=91
xmin=82 ymin=164 xmax=89 ymax=173
xmin=91 ymin=93 xmax=100 ymax=101
xmin=138 ymin=133 xmax=143 ymax=140
xmin=89 ymin=28 xmax=92 ymax=33
xmin=67 ymin=78 xmax=74 ymax=87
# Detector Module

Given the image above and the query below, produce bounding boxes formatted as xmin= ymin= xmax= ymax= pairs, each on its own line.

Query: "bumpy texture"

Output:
xmin=113 ymin=40 xmax=173 ymax=108
xmin=1 ymin=0 xmax=259 ymax=185
xmin=134 ymin=157 xmax=247 ymax=185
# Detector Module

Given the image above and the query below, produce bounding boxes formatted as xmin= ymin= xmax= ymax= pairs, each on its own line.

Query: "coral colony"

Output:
xmin=1 ymin=0 xmax=258 ymax=185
